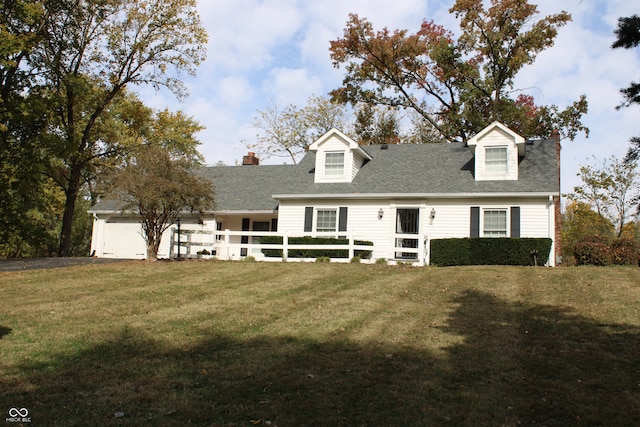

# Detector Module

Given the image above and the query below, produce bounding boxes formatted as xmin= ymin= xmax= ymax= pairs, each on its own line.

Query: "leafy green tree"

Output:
xmin=568 ymin=156 xmax=640 ymax=238
xmin=0 ymin=1 xmax=63 ymax=257
xmin=103 ymin=145 xmax=214 ymax=261
xmin=29 ymin=0 xmax=207 ymax=257
xmin=329 ymin=0 xmax=588 ymax=144
xmin=612 ymin=14 xmax=640 ymax=161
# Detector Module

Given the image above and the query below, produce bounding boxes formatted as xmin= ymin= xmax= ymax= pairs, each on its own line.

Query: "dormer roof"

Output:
xmin=467 ymin=121 xmax=526 ymax=157
xmin=308 ymin=128 xmax=372 ymax=160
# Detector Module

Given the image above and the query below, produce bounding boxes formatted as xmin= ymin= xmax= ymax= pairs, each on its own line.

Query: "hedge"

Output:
xmin=259 ymin=236 xmax=373 ymax=259
xmin=430 ymin=238 xmax=553 ymax=267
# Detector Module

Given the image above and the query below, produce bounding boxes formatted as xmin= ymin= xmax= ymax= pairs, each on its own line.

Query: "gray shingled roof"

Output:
xmin=91 ymin=139 xmax=558 ymax=213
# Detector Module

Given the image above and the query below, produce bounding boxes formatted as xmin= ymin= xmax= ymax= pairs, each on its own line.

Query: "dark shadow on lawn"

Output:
xmin=0 ymin=325 xmax=11 ymax=339
xmin=5 ymin=292 xmax=640 ymax=426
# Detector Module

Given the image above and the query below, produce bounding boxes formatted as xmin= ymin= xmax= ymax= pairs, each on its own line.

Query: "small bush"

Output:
xmin=573 ymin=241 xmax=611 ymax=266
xmin=375 ymin=258 xmax=387 ymax=265
xmin=315 ymin=256 xmax=330 ymax=263
xmin=350 ymin=256 xmax=361 ymax=263
xmin=571 ymin=235 xmax=640 ymax=266
xmin=242 ymin=256 xmax=256 ymax=262
xmin=610 ymin=238 xmax=639 ymax=266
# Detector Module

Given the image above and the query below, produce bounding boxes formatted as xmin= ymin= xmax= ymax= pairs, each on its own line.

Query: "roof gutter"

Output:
xmin=272 ymin=191 xmax=559 ymax=200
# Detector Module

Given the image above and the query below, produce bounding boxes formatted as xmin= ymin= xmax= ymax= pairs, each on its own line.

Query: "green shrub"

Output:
xmin=259 ymin=236 xmax=373 ymax=259
xmin=375 ymin=258 xmax=387 ymax=265
xmin=315 ymin=256 xmax=330 ymax=263
xmin=430 ymin=238 xmax=553 ymax=267
xmin=350 ymin=256 xmax=361 ymax=263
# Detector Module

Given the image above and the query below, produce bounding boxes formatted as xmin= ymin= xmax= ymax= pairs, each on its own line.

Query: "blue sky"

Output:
xmin=137 ymin=0 xmax=640 ymax=196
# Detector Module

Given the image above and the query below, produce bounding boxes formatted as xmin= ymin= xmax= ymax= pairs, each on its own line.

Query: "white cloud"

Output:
xmin=215 ymin=77 xmax=256 ymax=111
xmin=196 ymin=0 xmax=304 ymax=72
xmin=262 ymin=67 xmax=323 ymax=106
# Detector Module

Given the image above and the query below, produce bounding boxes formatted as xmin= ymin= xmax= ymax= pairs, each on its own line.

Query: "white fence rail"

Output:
xmin=213 ymin=230 xmax=376 ymax=264
xmin=169 ymin=229 xmax=428 ymax=266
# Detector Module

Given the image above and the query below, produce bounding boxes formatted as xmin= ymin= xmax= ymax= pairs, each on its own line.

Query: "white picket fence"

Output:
xmin=170 ymin=229 xmax=427 ymax=265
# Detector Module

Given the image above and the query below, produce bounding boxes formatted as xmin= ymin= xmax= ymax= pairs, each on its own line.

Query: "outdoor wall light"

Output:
xmin=430 ymin=208 xmax=436 ymax=220
xmin=378 ymin=208 xmax=384 ymax=219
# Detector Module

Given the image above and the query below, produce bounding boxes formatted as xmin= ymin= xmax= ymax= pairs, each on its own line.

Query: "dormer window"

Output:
xmin=485 ymin=146 xmax=508 ymax=174
xmin=325 ymin=152 xmax=345 ymax=176
xmin=308 ymin=129 xmax=372 ymax=183
xmin=467 ymin=121 xmax=525 ymax=181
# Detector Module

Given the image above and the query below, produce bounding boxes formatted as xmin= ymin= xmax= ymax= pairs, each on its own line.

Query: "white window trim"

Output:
xmin=315 ymin=208 xmax=337 ymax=233
xmin=482 ymin=208 xmax=509 ymax=237
xmin=485 ymin=146 xmax=508 ymax=175
xmin=325 ymin=151 xmax=345 ymax=176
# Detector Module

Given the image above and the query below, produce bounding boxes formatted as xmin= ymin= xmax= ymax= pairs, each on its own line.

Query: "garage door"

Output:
xmin=102 ymin=218 xmax=147 ymax=259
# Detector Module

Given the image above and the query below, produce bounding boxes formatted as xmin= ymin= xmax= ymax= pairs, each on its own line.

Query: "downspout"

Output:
xmin=553 ymin=130 xmax=562 ymax=265
xmin=549 ymin=195 xmax=555 ymax=267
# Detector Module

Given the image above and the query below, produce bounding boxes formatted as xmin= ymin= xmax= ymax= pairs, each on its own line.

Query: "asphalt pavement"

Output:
xmin=0 ymin=257 xmax=133 ymax=273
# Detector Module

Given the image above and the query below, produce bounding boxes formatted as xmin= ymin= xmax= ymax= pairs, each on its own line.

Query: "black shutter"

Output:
xmin=510 ymin=207 xmax=521 ymax=238
xmin=338 ymin=207 xmax=348 ymax=232
xmin=470 ymin=207 xmax=480 ymax=238
xmin=304 ymin=207 xmax=313 ymax=232
xmin=271 ymin=218 xmax=278 ymax=232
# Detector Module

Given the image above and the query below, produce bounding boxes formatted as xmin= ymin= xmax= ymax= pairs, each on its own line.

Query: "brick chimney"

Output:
xmin=552 ymin=130 xmax=562 ymax=264
xmin=242 ymin=151 xmax=259 ymax=166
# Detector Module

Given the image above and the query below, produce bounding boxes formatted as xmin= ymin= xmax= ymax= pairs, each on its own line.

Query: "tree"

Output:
xmin=329 ymin=0 xmax=588 ymax=144
xmin=353 ymin=104 xmax=402 ymax=145
xmin=29 ymin=0 xmax=207 ymax=257
xmin=104 ymin=145 xmax=214 ymax=261
xmin=561 ymin=200 xmax=615 ymax=260
xmin=568 ymin=156 xmax=640 ymax=238
xmin=0 ymin=1 xmax=57 ymax=257
xmin=612 ymin=15 xmax=640 ymax=161
xmin=252 ymin=95 xmax=415 ymax=162
xmin=251 ymin=95 xmax=349 ymax=164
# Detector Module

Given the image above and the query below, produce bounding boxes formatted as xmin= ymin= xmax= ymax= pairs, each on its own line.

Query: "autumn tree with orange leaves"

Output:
xmin=329 ymin=0 xmax=588 ymax=144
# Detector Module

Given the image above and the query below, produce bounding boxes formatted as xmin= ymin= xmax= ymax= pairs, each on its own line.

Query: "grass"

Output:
xmin=1 ymin=261 xmax=640 ymax=426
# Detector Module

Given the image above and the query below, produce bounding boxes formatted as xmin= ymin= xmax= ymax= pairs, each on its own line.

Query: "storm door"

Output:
xmin=395 ymin=208 xmax=420 ymax=260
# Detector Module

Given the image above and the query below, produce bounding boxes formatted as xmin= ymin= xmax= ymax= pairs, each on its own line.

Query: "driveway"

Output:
xmin=0 ymin=257 xmax=133 ymax=272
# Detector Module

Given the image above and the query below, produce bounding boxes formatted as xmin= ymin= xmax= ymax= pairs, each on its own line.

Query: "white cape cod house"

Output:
xmin=88 ymin=121 xmax=562 ymax=266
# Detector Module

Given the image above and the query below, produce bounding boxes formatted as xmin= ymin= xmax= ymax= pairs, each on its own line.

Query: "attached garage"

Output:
xmin=99 ymin=217 xmax=146 ymax=259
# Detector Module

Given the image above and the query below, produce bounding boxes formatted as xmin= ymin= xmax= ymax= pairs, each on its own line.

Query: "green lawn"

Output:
xmin=1 ymin=261 xmax=639 ymax=426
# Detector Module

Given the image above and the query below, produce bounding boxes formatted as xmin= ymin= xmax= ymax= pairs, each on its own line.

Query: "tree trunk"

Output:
xmin=57 ymin=163 xmax=83 ymax=257
xmin=147 ymin=242 xmax=159 ymax=262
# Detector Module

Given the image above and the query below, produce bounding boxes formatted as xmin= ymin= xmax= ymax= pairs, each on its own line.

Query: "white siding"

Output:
xmin=352 ymin=153 xmax=365 ymax=180
xmin=279 ymin=200 xmax=393 ymax=261
xmin=279 ymin=196 xmax=555 ymax=264
xmin=520 ymin=202 xmax=553 ymax=238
